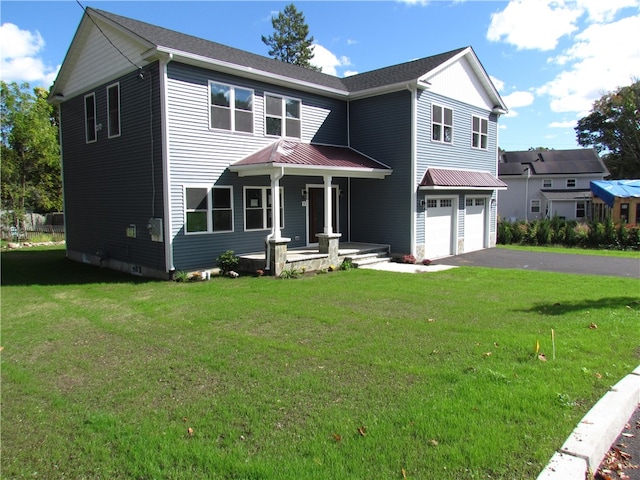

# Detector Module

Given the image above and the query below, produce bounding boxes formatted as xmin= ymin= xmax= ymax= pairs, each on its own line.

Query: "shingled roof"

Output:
xmin=498 ymin=149 xmax=608 ymax=176
xmin=67 ymin=9 xmax=479 ymax=98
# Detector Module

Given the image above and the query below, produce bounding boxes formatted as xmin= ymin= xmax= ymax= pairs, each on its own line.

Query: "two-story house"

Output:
xmin=498 ymin=149 xmax=608 ymax=222
xmin=50 ymin=8 xmax=507 ymax=278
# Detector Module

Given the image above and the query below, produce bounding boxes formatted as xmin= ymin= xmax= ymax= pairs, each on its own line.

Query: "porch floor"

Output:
xmin=239 ymin=242 xmax=390 ymax=263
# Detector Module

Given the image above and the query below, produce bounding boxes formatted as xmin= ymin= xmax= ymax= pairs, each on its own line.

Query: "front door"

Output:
xmin=308 ymin=187 xmax=337 ymax=244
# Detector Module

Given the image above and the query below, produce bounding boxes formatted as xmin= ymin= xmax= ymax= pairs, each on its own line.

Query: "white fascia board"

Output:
xmin=154 ymin=47 xmax=349 ymax=100
xmin=348 ymin=81 xmax=419 ymax=101
xmin=419 ymin=185 xmax=506 ymax=191
xmin=229 ymin=163 xmax=392 ymax=179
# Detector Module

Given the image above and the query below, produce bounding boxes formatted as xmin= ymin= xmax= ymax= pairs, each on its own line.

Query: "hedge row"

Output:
xmin=497 ymin=217 xmax=640 ymax=250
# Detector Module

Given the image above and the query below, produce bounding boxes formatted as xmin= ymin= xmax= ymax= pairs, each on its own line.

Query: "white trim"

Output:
xmin=243 ymin=186 xmax=284 ymax=232
xmin=208 ymin=80 xmax=255 ymax=134
xmin=471 ymin=115 xmax=487 ymax=150
xmin=159 ymin=55 xmax=174 ymax=272
xmin=84 ymin=92 xmax=97 ymax=143
xmin=431 ymin=103 xmax=453 ymax=144
xmin=264 ymin=92 xmax=301 ymax=139
xmin=424 ymin=194 xmax=459 ymax=258
xmin=106 ymin=82 xmax=121 ymax=139
xmin=410 ymin=85 xmax=417 ymax=258
xmin=182 ymin=184 xmax=235 ymax=235
xmin=464 ymin=194 xmax=491 ymax=251
xmin=304 ymin=184 xmax=339 ymax=246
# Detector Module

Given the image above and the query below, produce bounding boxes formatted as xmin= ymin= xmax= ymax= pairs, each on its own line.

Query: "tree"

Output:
xmin=261 ymin=4 xmax=320 ymax=71
xmin=575 ymin=80 xmax=640 ymax=179
xmin=1 ymin=81 xmax=62 ymax=228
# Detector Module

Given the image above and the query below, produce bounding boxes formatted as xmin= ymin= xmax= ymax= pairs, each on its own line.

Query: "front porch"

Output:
xmin=238 ymin=242 xmax=391 ymax=275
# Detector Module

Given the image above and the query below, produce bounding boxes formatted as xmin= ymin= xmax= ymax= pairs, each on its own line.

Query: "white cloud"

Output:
xmin=577 ymin=0 xmax=639 ymax=22
xmin=548 ymin=120 xmax=577 ymax=128
xmin=502 ymin=90 xmax=535 ymax=109
xmin=538 ymin=13 xmax=640 ymax=114
xmin=343 ymin=70 xmax=359 ymax=77
xmin=311 ymin=43 xmax=352 ymax=76
xmin=490 ymin=75 xmax=505 ymax=92
xmin=487 ymin=0 xmax=582 ymax=50
xmin=0 ymin=23 xmax=59 ymax=85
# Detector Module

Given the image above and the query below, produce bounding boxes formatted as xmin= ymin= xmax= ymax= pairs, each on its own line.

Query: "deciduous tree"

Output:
xmin=575 ymin=80 xmax=640 ymax=179
xmin=1 ymin=81 xmax=62 ymax=227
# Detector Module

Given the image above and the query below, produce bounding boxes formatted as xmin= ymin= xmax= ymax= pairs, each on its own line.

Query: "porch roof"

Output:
xmin=419 ymin=168 xmax=507 ymax=191
xmin=229 ymin=140 xmax=392 ymax=179
xmin=541 ymin=189 xmax=592 ymax=201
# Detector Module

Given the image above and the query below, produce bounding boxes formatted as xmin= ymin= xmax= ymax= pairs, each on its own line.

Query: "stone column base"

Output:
xmin=316 ymin=233 xmax=342 ymax=264
xmin=267 ymin=237 xmax=291 ymax=277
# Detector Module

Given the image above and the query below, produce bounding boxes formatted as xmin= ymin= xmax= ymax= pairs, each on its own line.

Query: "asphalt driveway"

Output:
xmin=430 ymin=248 xmax=640 ymax=278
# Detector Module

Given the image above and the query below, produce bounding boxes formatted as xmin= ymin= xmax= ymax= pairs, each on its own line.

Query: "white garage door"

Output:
xmin=464 ymin=197 xmax=486 ymax=253
xmin=425 ymin=198 xmax=454 ymax=258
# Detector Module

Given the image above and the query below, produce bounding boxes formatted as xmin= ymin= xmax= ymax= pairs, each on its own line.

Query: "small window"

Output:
xmin=107 ymin=83 xmax=120 ymax=138
xmin=542 ymin=179 xmax=552 ymax=188
xmin=475 ymin=198 xmax=485 ymax=206
xmin=576 ymin=201 xmax=586 ymax=218
xmin=210 ymin=82 xmax=254 ymax=133
xmin=530 ymin=199 xmax=541 ymax=213
xmin=432 ymin=105 xmax=453 ymax=144
xmin=471 ymin=116 xmax=488 ymax=149
xmin=184 ymin=186 xmax=234 ymax=234
xmin=426 ymin=199 xmax=438 ymax=208
xmin=244 ymin=187 xmax=284 ymax=230
xmin=440 ymin=199 xmax=452 ymax=208
xmin=566 ymin=178 xmax=576 ymax=188
xmin=84 ymin=93 xmax=97 ymax=143
xmin=466 ymin=198 xmax=474 ymax=207
xmin=265 ymin=94 xmax=301 ymax=139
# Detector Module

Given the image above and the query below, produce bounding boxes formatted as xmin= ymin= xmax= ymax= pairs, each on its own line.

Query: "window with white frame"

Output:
xmin=530 ymin=199 xmax=541 ymax=213
xmin=432 ymin=105 xmax=453 ymax=143
xmin=244 ymin=187 xmax=284 ymax=230
xmin=265 ymin=94 xmax=301 ymax=138
xmin=576 ymin=201 xmax=586 ymax=218
xmin=84 ymin=93 xmax=97 ymax=143
xmin=566 ymin=178 xmax=576 ymax=188
xmin=107 ymin=83 xmax=121 ymax=138
xmin=210 ymin=82 xmax=254 ymax=133
xmin=542 ymin=179 xmax=552 ymax=188
xmin=471 ymin=116 xmax=488 ymax=149
xmin=184 ymin=186 xmax=234 ymax=234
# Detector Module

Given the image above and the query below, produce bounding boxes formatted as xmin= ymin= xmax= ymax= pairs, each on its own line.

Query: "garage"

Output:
xmin=464 ymin=197 xmax=487 ymax=252
xmin=425 ymin=197 xmax=456 ymax=258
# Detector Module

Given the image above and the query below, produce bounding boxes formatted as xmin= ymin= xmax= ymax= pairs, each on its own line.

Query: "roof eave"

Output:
xmin=419 ymin=185 xmax=506 ymax=191
xmin=153 ymin=47 xmax=349 ymax=99
xmin=229 ymin=162 xmax=392 ymax=179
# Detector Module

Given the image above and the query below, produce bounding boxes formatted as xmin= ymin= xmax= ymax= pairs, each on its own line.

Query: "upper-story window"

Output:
xmin=542 ymin=179 xmax=552 ymax=188
xmin=107 ymin=83 xmax=120 ymax=138
xmin=210 ymin=82 xmax=254 ymax=133
xmin=265 ymin=94 xmax=301 ymax=139
xmin=432 ymin=105 xmax=453 ymax=144
xmin=84 ymin=93 xmax=97 ymax=143
xmin=471 ymin=116 xmax=487 ymax=149
xmin=566 ymin=178 xmax=576 ymax=188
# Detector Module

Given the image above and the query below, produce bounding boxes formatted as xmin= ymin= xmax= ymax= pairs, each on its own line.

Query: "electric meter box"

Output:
xmin=149 ymin=218 xmax=163 ymax=242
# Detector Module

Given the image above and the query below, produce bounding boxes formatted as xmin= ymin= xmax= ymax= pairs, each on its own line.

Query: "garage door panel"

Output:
xmin=425 ymin=198 xmax=454 ymax=258
xmin=464 ymin=198 xmax=485 ymax=253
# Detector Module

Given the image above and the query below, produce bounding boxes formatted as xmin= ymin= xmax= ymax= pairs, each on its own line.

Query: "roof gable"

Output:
xmin=52 ymin=8 xmax=506 ymax=109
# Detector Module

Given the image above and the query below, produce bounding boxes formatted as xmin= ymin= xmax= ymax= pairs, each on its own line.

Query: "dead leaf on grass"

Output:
xmin=357 ymin=426 xmax=367 ymax=436
xmin=538 ymin=353 xmax=547 ymax=361
xmin=187 ymin=427 xmax=194 ymax=436
xmin=589 ymin=323 xmax=598 ymax=329
xmin=332 ymin=433 xmax=342 ymax=442
xmin=401 ymin=467 xmax=407 ymax=479
xmin=483 ymin=352 xmax=492 ymax=357
xmin=429 ymin=439 xmax=439 ymax=446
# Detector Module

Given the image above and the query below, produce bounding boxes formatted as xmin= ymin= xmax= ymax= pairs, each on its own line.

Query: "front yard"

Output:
xmin=1 ymin=247 xmax=638 ymax=479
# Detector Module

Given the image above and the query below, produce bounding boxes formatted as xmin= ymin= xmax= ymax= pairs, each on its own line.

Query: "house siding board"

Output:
xmin=416 ymin=90 xmax=499 ymax=240
xmin=61 ymin=63 xmax=166 ymax=270
xmin=348 ymin=91 xmax=413 ymax=252
xmin=165 ymin=62 xmax=349 ymax=269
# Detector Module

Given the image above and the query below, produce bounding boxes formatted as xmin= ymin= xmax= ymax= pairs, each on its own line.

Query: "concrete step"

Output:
xmin=347 ymin=252 xmax=391 ymax=267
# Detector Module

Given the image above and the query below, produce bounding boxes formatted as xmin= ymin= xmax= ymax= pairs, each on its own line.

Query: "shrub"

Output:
xmin=173 ymin=270 xmax=189 ymax=282
xmin=340 ymin=258 xmax=355 ymax=270
xmin=280 ymin=268 xmax=303 ymax=279
xmin=216 ymin=250 xmax=239 ymax=274
xmin=401 ymin=254 xmax=416 ymax=264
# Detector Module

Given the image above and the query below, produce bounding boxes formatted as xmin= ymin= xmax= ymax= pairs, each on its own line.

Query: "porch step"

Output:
xmin=347 ymin=252 xmax=391 ymax=268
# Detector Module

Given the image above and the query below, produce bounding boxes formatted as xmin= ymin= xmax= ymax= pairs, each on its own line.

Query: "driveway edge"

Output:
xmin=537 ymin=365 xmax=640 ymax=479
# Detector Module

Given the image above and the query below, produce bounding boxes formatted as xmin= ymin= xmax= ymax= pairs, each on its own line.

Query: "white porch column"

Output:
xmin=323 ymin=174 xmax=333 ymax=234
xmin=271 ymin=168 xmax=284 ymax=240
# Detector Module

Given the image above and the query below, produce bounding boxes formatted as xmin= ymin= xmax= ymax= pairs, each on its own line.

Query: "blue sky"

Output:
xmin=2 ymin=0 xmax=638 ymax=151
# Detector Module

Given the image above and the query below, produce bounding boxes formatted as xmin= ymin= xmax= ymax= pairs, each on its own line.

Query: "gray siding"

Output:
xmin=416 ymin=89 xmax=499 ymax=244
xmin=61 ymin=62 xmax=166 ymax=271
xmin=166 ymin=62 xmax=349 ymax=270
xmin=348 ymin=90 xmax=413 ymax=253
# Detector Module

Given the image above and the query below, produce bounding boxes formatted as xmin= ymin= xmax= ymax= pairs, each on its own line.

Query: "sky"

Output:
xmin=1 ymin=0 xmax=639 ymax=152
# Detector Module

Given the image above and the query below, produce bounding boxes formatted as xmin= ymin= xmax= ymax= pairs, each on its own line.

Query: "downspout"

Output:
xmin=159 ymin=53 xmax=174 ymax=274
xmin=524 ymin=166 xmax=530 ymax=222
xmin=408 ymin=84 xmax=417 ymax=257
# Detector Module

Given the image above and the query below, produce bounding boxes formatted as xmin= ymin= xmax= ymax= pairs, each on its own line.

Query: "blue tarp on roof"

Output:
xmin=590 ymin=180 xmax=640 ymax=207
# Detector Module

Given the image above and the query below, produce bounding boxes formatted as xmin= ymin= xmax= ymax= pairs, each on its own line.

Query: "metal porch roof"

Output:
xmin=420 ymin=168 xmax=507 ymax=190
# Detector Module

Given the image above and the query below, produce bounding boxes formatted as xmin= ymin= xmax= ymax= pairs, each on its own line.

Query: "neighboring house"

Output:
xmin=591 ymin=180 xmax=640 ymax=225
xmin=498 ymin=149 xmax=608 ymax=222
xmin=50 ymin=8 xmax=507 ymax=278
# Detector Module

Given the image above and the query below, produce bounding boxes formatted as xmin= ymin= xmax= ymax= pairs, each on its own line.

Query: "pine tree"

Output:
xmin=261 ymin=4 xmax=320 ymax=71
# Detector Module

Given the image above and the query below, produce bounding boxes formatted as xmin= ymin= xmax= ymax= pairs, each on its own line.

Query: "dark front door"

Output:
xmin=308 ymin=187 xmax=337 ymax=244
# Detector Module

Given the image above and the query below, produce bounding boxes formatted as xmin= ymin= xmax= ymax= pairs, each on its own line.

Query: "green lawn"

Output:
xmin=2 ymin=247 xmax=639 ymax=479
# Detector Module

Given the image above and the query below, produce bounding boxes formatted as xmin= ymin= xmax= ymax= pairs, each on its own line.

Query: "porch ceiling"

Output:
xmin=229 ymin=140 xmax=393 ymax=179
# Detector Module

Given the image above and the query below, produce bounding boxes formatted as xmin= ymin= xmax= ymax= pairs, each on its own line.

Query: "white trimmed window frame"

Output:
xmin=209 ymin=81 xmax=254 ymax=134
xmin=107 ymin=82 xmax=121 ymax=139
xmin=542 ymin=179 xmax=552 ymax=188
xmin=471 ymin=115 xmax=488 ymax=149
xmin=576 ymin=201 xmax=586 ymax=218
xmin=264 ymin=93 xmax=301 ymax=139
xmin=432 ymin=104 xmax=453 ymax=144
xmin=530 ymin=199 xmax=541 ymax=213
xmin=566 ymin=178 xmax=576 ymax=188
xmin=84 ymin=92 xmax=97 ymax=144
xmin=184 ymin=185 xmax=234 ymax=235
xmin=243 ymin=186 xmax=284 ymax=231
